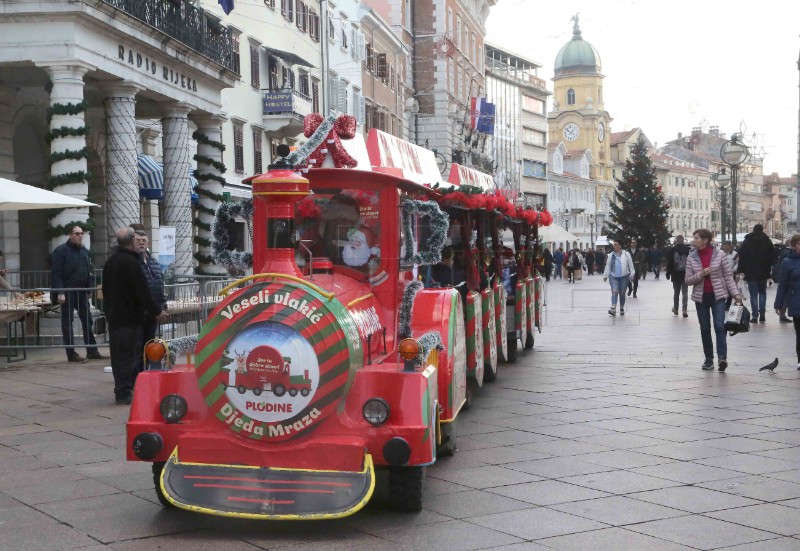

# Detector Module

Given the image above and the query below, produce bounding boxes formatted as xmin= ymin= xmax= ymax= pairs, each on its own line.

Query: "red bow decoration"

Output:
xmin=303 ymin=114 xmax=358 ymax=169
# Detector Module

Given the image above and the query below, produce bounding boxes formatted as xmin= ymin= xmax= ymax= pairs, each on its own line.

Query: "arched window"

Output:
xmin=567 ymin=88 xmax=576 ymax=105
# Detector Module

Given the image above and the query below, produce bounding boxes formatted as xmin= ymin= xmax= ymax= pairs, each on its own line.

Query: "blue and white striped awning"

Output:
xmin=138 ymin=154 xmax=199 ymax=203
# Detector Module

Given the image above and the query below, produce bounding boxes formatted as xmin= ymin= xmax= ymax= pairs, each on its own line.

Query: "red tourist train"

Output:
xmin=126 ymin=116 xmax=551 ymax=520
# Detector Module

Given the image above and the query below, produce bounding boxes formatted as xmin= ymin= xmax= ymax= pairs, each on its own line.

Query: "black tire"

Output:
xmin=273 ymin=384 xmax=286 ymax=397
xmin=152 ymin=462 xmax=173 ymax=508
xmin=524 ymin=331 xmax=534 ymax=350
xmin=483 ymin=361 xmax=497 ymax=383
xmin=300 ymin=388 xmax=310 ymax=397
xmin=288 ymin=388 xmax=298 ymax=397
xmin=506 ymin=332 xmax=518 ymax=362
xmin=462 ymin=380 xmax=476 ymax=411
xmin=437 ymin=416 xmax=457 ymax=457
xmin=237 ymin=385 xmax=247 ymax=394
xmin=388 ymin=466 xmax=425 ymax=512
xmin=252 ymin=388 xmax=262 ymax=396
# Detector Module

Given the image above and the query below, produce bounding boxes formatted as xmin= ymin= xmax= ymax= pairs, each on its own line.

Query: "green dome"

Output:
xmin=554 ymin=23 xmax=602 ymax=78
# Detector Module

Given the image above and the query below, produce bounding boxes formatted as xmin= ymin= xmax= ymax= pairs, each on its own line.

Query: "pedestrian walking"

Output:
xmin=773 ymin=234 xmax=800 ymax=368
xmin=666 ymin=235 xmax=691 ymax=317
xmin=737 ymin=224 xmax=776 ymax=323
xmin=603 ymin=238 xmax=634 ymax=316
xmin=585 ymin=249 xmax=595 ymax=275
xmin=566 ymin=248 xmax=583 ymax=283
xmin=595 ymin=247 xmax=606 ymax=274
xmin=626 ymin=238 xmax=645 ymax=298
xmin=542 ymin=248 xmax=553 ymax=282
xmin=650 ymin=244 xmax=663 ymax=279
xmin=132 ymin=229 xmax=168 ymax=374
xmin=772 ymin=242 xmax=792 ymax=322
xmin=685 ymin=229 xmax=742 ymax=371
xmin=103 ymin=228 xmax=166 ymax=405
xmin=553 ymin=247 xmax=564 ymax=279
xmin=50 ymin=224 xmax=105 ymax=363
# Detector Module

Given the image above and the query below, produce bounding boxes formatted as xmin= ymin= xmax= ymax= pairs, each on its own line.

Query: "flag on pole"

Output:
xmin=218 ymin=0 xmax=234 ymax=14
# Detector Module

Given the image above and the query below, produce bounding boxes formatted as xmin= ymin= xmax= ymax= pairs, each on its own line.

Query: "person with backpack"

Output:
xmin=666 ymin=235 xmax=691 ymax=317
xmin=603 ymin=238 xmax=635 ymax=316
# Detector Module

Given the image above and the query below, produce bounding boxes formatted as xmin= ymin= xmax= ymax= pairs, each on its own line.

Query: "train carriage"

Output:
xmin=126 ymin=117 xmax=551 ymax=520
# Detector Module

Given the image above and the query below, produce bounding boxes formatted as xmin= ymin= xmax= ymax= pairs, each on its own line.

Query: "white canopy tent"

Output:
xmin=538 ymin=223 xmax=579 ymax=244
xmin=0 ymin=177 xmax=98 ymax=211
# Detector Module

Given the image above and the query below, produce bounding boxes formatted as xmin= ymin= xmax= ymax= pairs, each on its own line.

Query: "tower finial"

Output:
xmin=570 ymin=13 xmax=581 ymax=36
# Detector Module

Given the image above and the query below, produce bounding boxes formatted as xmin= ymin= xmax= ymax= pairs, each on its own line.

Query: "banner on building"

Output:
xmin=470 ymin=97 xmax=495 ymax=135
xmin=158 ymin=226 xmax=176 ymax=274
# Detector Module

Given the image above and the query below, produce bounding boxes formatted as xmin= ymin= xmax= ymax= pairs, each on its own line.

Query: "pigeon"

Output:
xmin=758 ymin=358 xmax=779 ymax=373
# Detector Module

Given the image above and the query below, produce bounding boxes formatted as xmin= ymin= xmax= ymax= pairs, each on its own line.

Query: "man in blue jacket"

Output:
xmin=133 ymin=229 xmax=168 ymax=373
xmin=50 ymin=224 xmax=105 ymax=362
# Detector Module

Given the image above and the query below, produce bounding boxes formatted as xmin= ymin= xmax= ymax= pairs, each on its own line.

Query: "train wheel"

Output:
xmin=506 ymin=332 xmax=518 ymax=362
xmin=273 ymin=384 xmax=286 ymax=397
xmin=300 ymin=388 xmax=310 ymax=397
xmin=388 ymin=466 xmax=425 ymax=512
xmin=237 ymin=385 xmax=247 ymax=394
xmin=219 ymin=383 xmax=227 ymax=390
xmin=463 ymin=380 xmax=476 ymax=411
xmin=252 ymin=388 xmax=262 ymax=396
xmin=288 ymin=388 xmax=298 ymax=397
xmin=438 ymin=415 xmax=457 ymax=457
xmin=152 ymin=462 xmax=173 ymax=508
xmin=524 ymin=331 xmax=534 ymax=350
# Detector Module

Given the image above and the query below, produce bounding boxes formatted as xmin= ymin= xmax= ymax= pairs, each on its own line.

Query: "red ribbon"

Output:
xmin=303 ymin=114 xmax=358 ymax=169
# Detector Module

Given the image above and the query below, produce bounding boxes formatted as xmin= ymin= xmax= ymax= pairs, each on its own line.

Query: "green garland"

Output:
xmin=192 ymin=130 xmax=228 ymax=267
xmin=194 ymin=154 xmax=226 ymax=173
xmin=47 ymin=218 xmax=95 ymax=239
xmin=46 ymin=126 xmax=90 ymax=143
xmin=46 ymin=100 xmax=89 ymax=123
xmin=400 ymin=199 xmax=449 ymax=266
xmin=50 ymin=147 xmax=91 ymax=165
xmin=192 ymin=130 xmax=226 ymax=152
xmin=47 ymin=170 xmax=91 ymax=190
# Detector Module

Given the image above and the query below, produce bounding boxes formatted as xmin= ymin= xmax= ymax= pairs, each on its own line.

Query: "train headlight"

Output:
xmin=398 ymin=338 xmax=421 ymax=361
xmin=160 ymin=394 xmax=188 ymax=424
xmin=362 ymin=398 xmax=390 ymax=426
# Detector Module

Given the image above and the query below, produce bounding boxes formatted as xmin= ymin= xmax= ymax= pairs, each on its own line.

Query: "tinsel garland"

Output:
xmin=211 ymin=199 xmax=254 ymax=270
xmin=46 ymin=100 xmax=89 ymax=122
xmin=47 ymin=219 xmax=95 ymax=239
xmin=400 ymin=199 xmax=449 ymax=266
xmin=166 ymin=335 xmax=198 ymax=366
xmin=398 ymin=280 xmax=424 ymax=339
xmin=414 ymin=331 xmax=444 ymax=366
xmin=46 ymin=126 xmax=90 ymax=143
xmin=50 ymin=147 xmax=91 ymax=165
xmin=194 ymin=154 xmax=226 ymax=173
xmin=47 ymin=170 xmax=91 ymax=190
xmin=287 ymin=114 xmax=336 ymax=167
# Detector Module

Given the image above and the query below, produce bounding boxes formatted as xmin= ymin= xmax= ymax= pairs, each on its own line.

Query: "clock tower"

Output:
xmin=547 ymin=15 xmax=613 ymax=180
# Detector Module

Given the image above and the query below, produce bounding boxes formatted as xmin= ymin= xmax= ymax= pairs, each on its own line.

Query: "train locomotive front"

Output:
xmin=127 ymin=161 xmax=465 ymax=519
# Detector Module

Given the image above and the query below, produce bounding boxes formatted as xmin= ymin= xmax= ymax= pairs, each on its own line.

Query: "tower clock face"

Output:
xmin=598 ymin=122 xmax=605 ymax=142
xmin=563 ymin=123 xmax=580 ymax=142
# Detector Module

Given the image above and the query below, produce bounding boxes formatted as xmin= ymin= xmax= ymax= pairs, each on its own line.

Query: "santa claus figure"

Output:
xmin=343 ymin=228 xmax=372 ymax=267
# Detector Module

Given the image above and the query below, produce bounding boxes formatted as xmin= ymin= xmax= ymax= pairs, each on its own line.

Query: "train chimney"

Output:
xmin=250 ymin=145 xmax=310 ymax=276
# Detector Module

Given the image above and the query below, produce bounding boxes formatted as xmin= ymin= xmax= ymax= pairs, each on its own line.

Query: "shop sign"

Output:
xmin=118 ymin=45 xmax=198 ymax=93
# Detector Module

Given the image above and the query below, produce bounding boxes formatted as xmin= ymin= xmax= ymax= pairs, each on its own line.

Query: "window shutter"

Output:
xmin=357 ymin=31 xmax=366 ymax=61
xmin=376 ymin=53 xmax=387 ymax=78
xmin=359 ymin=94 xmax=366 ymax=123
xmin=338 ymin=79 xmax=347 ymax=113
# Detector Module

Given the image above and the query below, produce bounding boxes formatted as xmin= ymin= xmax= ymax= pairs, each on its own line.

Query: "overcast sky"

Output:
xmin=486 ymin=0 xmax=799 ymax=176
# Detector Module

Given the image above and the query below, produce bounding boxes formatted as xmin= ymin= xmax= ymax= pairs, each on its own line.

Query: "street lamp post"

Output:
xmin=588 ymin=214 xmax=595 ymax=248
xmin=720 ymin=134 xmax=749 ymax=245
xmin=713 ymin=169 xmax=731 ymax=243
xmin=562 ymin=208 xmax=572 ymax=232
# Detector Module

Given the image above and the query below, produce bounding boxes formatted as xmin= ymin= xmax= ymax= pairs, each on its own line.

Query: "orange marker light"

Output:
xmin=144 ymin=340 xmax=168 ymax=362
xmin=398 ymin=338 xmax=421 ymax=361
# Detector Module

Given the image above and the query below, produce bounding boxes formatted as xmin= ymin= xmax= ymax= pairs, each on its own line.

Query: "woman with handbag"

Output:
xmin=685 ymin=229 xmax=742 ymax=371
xmin=773 ymin=234 xmax=800 ymax=369
xmin=603 ymin=238 xmax=635 ymax=316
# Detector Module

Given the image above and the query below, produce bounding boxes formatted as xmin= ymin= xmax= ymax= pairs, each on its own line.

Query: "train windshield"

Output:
xmin=295 ymin=189 xmax=382 ymax=271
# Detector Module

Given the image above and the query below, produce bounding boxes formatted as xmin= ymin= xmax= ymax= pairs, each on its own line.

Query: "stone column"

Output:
xmin=43 ymin=63 xmax=94 ymax=251
xmin=161 ymin=102 xmax=194 ymax=275
xmin=192 ymin=113 xmax=228 ymax=275
xmin=104 ymin=82 xmax=142 ymax=247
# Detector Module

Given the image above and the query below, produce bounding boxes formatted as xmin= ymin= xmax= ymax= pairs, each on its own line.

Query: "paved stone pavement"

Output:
xmin=1 ymin=273 xmax=800 ymax=550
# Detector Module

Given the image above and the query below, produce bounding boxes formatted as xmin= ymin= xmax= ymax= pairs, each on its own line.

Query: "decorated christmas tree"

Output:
xmin=605 ymin=135 xmax=671 ymax=248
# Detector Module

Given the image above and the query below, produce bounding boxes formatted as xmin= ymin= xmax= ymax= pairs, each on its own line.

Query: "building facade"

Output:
xmin=484 ymin=43 xmax=549 ymax=205
xmin=0 ymin=0 xmax=237 ymax=274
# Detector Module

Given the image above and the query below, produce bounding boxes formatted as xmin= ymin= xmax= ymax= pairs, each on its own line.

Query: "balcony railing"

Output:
xmin=103 ymin=0 xmax=235 ymax=72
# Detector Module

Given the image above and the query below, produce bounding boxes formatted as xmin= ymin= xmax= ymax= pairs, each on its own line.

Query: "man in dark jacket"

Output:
xmin=626 ymin=238 xmax=646 ymax=297
xmin=51 ymin=224 xmax=105 ymax=362
xmin=650 ymin=245 xmax=664 ymax=279
xmin=738 ymin=224 xmax=776 ymax=323
xmin=666 ymin=235 xmax=691 ymax=317
xmin=103 ymin=228 xmax=166 ymax=405
xmin=133 ymin=229 xmax=168 ymax=374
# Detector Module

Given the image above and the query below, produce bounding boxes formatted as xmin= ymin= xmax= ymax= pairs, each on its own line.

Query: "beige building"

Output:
xmin=651 ymin=152 xmax=713 ymax=237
